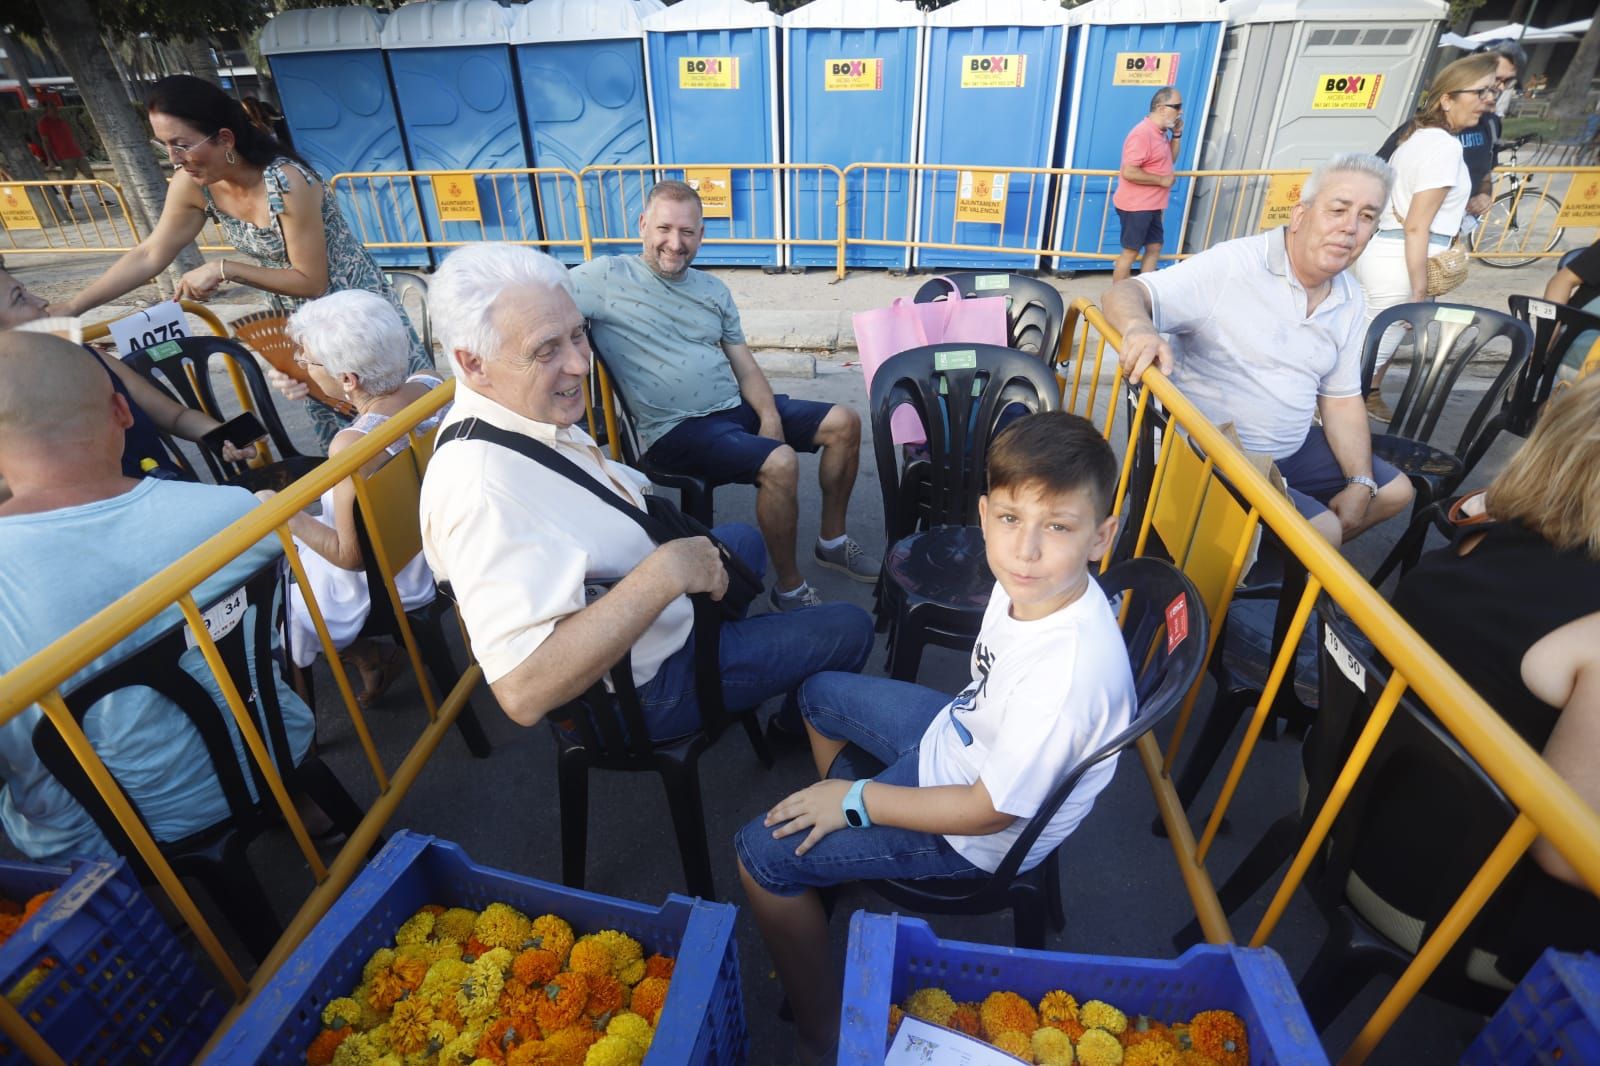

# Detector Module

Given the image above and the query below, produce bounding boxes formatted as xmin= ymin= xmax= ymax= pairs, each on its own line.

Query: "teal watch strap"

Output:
xmin=842 ymin=778 xmax=872 ymax=829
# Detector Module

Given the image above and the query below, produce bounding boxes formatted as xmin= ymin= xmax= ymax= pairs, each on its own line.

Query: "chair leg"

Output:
xmin=1297 ymin=909 xmax=1388 ymax=1032
xmin=188 ymin=848 xmax=283 ymax=962
xmin=415 ymin=612 xmax=492 ymax=758
xmin=1171 ymin=813 xmax=1301 ymax=951
xmin=740 ymin=713 xmax=775 ymax=769
xmin=658 ymin=758 xmax=716 ymax=900
xmin=887 ymin=619 xmax=926 ymax=683
xmin=557 ymin=750 xmax=590 ymax=890
xmin=1045 ymin=854 xmax=1066 ymax=934
xmin=1011 ymin=889 xmax=1048 ymax=950
xmin=1172 ymin=688 xmax=1250 ymax=812
xmin=292 ymin=757 xmax=366 ymax=838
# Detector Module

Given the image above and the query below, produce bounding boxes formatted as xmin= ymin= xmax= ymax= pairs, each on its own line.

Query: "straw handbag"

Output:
xmin=1425 ymin=243 xmax=1470 ymax=297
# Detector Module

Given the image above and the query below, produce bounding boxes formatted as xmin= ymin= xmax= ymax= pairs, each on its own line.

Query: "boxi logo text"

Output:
xmin=969 ymin=56 xmax=1011 ymax=72
xmin=686 ymin=59 xmax=724 ymax=74
xmin=1124 ymin=55 xmax=1165 ymax=71
xmin=1324 ymin=75 xmax=1367 ymax=93
xmin=831 ymin=61 xmax=868 ymax=76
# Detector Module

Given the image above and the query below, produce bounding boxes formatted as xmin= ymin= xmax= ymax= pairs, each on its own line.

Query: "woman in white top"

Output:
xmin=266 ymin=290 xmax=447 ymax=705
xmin=1354 ymin=54 xmax=1499 ymax=419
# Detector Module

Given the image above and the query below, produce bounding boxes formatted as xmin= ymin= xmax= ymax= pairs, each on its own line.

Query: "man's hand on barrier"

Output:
xmin=652 ymin=537 xmax=729 ymax=601
xmin=266 ymin=365 xmax=310 ymax=402
xmin=1327 ymin=484 xmax=1373 ymax=539
xmin=1119 ymin=325 xmax=1173 ymax=384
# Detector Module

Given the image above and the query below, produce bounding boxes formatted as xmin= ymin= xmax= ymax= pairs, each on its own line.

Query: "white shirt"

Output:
xmin=918 ymin=581 xmax=1135 ymax=874
xmin=1136 ymin=227 xmax=1367 ymax=459
xmin=419 ymin=384 xmax=692 ymax=689
xmin=1388 ymin=127 xmax=1472 ymax=239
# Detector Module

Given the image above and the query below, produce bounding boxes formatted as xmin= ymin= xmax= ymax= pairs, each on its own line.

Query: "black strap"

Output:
xmin=437 ymin=417 xmax=677 ymax=545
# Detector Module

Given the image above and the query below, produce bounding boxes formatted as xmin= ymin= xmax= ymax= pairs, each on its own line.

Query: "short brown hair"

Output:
xmin=643 ymin=179 xmax=702 ymax=215
xmin=987 ymin=412 xmax=1117 ymax=519
xmin=1483 ymin=374 xmax=1600 ymax=560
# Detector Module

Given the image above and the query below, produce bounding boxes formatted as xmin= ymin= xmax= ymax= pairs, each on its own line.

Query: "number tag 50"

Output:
xmin=109 ymin=301 xmax=190 ymax=359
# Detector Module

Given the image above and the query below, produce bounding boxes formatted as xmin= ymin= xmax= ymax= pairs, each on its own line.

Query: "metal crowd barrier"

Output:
xmin=1062 ymin=297 xmax=1600 ymax=1066
xmin=0 ymin=178 xmax=143 ymax=256
xmin=0 ymin=383 xmax=466 ymax=1064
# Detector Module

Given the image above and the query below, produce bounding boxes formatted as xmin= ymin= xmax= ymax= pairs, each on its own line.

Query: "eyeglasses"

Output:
xmin=292 ymin=351 xmax=323 ymax=369
xmin=165 ymin=132 xmax=219 ymax=159
xmin=1494 ymin=77 xmax=1518 ymax=90
xmin=1450 ymin=87 xmax=1499 ymax=101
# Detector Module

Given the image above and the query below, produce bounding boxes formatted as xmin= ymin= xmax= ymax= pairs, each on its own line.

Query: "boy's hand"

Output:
xmin=765 ymin=779 xmax=851 ymax=856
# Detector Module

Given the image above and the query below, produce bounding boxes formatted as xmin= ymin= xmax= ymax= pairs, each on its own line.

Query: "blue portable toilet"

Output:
xmin=915 ymin=0 xmax=1071 ymax=271
xmin=783 ymin=0 xmax=924 ymax=271
xmin=510 ymin=0 xmax=654 ymax=263
xmin=1050 ymin=0 xmax=1225 ymax=273
xmin=381 ymin=0 xmax=538 ymax=266
xmin=259 ymin=8 xmax=427 ymax=268
xmin=643 ymin=0 xmax=782 ymax=268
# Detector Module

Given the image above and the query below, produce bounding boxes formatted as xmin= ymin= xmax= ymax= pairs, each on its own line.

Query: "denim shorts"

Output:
xmin=644 ymin=394 xmax=834 ymax=485
xmin=733 ymin=673 xmax=983 ymax=896
xmin=1276 ymin=425 xmax=1403 ymax=520
xmin=1116 ymin=208 xmax=1165 ymax=251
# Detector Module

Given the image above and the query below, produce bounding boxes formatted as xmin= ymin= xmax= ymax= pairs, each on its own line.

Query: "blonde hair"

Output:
xmin=1399 ymin=54 xmax=1499 ymax=146
xmin=1483 ymin=374 xmax=1600 ymax=559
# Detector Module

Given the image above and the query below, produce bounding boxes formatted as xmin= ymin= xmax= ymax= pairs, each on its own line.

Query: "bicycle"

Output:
xmin=1471 ymin=133 xmax=1565 ymax=269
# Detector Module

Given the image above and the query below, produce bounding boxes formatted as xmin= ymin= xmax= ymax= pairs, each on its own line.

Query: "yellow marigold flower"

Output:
xmin=426 ymin=1019 xmax=461 ymax=1056
xmin=1175 ymin=1052 xmax=1220 ymax=1066
xmin=421 ymin=959 xmax=474 ymax=1004
xmin=478 ymin=947 xmax=517 ymax=978
xmin=1032 ymin=1026 xmax=1076 ymax=1066
xmin=323 ymin=996 xmax=364 ymax=1030
xmin=6 ymin=963 xmax=48 ymax=1005
xmin=903 ymin=987 xmax=958 ymax=1025
xmin=606 ymin=1012 xmax=653 ymax=1051
xmin=395 ymin=910 xmax=437 ymax=946
xmin=980 ymin=991 xmax=1039 ymax=1039
xmin=992 ymin=1029 xmax=1035 ymax=1061
xmin=1125 ymin=1043 xmax=1179 ymax=1066
xmin=364 ymin=948 xmax=397 ymax=984
xmin=1076 ymin=1028 xmax=1125 ymax=1066
xmin=399 ymin=940 xmax=462 ymax=967
xmin=568 ymin=938 xmax=614 ymax=978
xmin=390 ymin=997 xmax=436 ymax=1055
xmin=587 ymin=931 xmax=646 ymax=986
xmin=583 ymin=1033 xmax=646 ymax=1066
xmin=626 ymin=976 xmax=669 ymax=1026
xmin=437 ymin=1029 xmax=483 ymax=1066
xmin=474 ymin=903 xmax=533 ymax=952
xmin=373 ymin=1054 xmax=404 ymax=1066
xmin=331 ymin=1032 xmax=380 ymax=1066
xmin=948 ymin=1002 xmax=981 ymax=1036
xmin=1080 ymin=1000 xmax=1128 ymax=1035
xmin=458 ymin=959 xmax=507 ymax=1027
xmin=529 ymin=914 xmax=575 ymax=962
xmin=1039 ymin=990 xmax=1080 ymax=1026
xmin=616 ymin=959 xmax=645 ymax=987
xmin=436 ymin=907 xmax=479 ymax=944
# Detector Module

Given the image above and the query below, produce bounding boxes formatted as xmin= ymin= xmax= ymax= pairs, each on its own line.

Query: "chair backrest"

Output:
xmin=229 ymin=311 xmax=357 ymax=420
xmin=353 ymin=445 xmax=432 ymax=643
xmin=1360 ymin=302 xmax=1532 ymax=448
xmin=36 ymin=558 xmax=298 ymax=869
xmin=1506 ymin=295 xmax=1600 ymax=436
xmin=869 ymin=343 xmax=1062 ymax=540
xmin=124 ymin=335 xmax=307 ymax=480
xmin=987 ymin=558 xmax=1209 ymax=884
xmin=384 ymin=271 xmax=432 ymax=357
xmin=912 ymin=272 xmax=1067 ymax=369
xmin=590 ymin=353 xmax=649 ymax=469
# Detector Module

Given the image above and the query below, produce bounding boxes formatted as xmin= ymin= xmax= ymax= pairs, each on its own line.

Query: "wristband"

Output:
xmin=842 ymin=779 xmax=872 ymax=829
xmin=219 ymin=260 xmax=229 ymax=284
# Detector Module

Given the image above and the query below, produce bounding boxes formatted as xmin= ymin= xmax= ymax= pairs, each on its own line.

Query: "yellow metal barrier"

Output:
xmin=328 ymin=167 xmax=591 ymax=256
xmin=0 ymin=178 xmax=143 ymax=256
xmin=1063 ymin=296 xmax=1600 ymax=1064
xmin=0 ymin=383 xmax=470 ymax=1062
xmin=80 ymin=299 xmax=229 ymax=344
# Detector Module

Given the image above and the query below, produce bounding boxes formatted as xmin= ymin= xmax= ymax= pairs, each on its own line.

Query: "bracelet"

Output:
xmin=219 ymin=260 xmax=229 ymax=284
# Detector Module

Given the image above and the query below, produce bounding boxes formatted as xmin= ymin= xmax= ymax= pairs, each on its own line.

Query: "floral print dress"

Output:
xmin=202 ymin=157 xmax=433 ymax=446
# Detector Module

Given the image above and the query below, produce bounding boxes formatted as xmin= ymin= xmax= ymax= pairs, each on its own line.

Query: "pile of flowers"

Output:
xmin=890 ymin=985 xmax=1248 ymax=1066
xmin=0 ymin=889 xmax=56 ymax=1004
xmin=305 ymin=902 xmax=675 ymax=1066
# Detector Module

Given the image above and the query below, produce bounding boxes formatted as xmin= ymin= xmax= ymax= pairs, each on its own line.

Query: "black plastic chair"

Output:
xmin=36 ymin=558 xmax=365 ymax=962
xmin=551 ymin=594 xmax=772 ymax=901
xmin=124 ymin=334 xmax=321 ymax=490
xmin=856 ymin=558 xmax=1208 ymax=948
xmin=912 ymin=272 xmax=1068 ymax=369
xmin=590 ymin=347 xmax=719 ymax=527
xmin=1370 ymin=494 xmax=1473 ymax=588
xmin=1506 ymin=295 xmax=1600 ymax=435
xmin=1361 ymin=302 xmax=1533 ymax=523
xmin=869 ymin=343 xmax=1062 ymax=681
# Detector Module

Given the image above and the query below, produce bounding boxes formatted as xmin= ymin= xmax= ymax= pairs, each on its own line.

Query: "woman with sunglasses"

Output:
xmin=1352 ymin=54 xmax=1499 ymax=420
xmin=50 ymin=75 xmax=432 ymax=447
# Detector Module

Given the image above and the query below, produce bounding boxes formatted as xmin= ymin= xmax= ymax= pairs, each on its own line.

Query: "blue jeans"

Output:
xmin=734 ymin=672 xmax=983 ymax=896
xmin=637 ymin=524 xmax=875 ymax=741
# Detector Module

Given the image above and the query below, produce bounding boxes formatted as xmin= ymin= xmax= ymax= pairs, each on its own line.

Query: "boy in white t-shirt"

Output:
xmin=734 ymin=412 xmax=1137 ymax=1063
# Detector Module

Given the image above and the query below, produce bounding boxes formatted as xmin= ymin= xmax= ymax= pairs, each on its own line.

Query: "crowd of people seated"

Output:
xmin=0 ymin=57 xmax=1596 ymax=1064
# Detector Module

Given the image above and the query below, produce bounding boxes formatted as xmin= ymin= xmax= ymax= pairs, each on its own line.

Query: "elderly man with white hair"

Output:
xmin=418 ymin=244 xmax=874 ymax=741
xmin=275 ymin=289 xmax=446 ymax=707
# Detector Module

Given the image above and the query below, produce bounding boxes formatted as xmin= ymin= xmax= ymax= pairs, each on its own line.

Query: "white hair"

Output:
xmin=428 ymin=243 xmax=574 ymax=363
xmin=285 ymin=290 xmax=409 ymax=396
xmin=1301 ymin=152 xmax=1395 ymax=206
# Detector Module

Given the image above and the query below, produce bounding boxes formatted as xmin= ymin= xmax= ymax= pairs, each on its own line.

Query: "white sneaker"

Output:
xmin=770 ymin=583 xmax=824 ymax=612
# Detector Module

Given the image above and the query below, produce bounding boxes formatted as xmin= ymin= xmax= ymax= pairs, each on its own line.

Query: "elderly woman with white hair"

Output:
xmin=276 ymin=288 xmax=446 ymax=705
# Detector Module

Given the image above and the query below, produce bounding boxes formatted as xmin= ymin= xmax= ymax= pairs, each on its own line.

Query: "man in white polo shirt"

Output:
xmin=1102 ymin=152 xmax=1414 ymax=547
xmin=418 ymin=244 xmax=874 ymax=739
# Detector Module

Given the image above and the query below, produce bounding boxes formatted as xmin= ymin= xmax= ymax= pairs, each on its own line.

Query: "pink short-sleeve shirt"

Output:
xmin=1112 ymin=117 xmax=1175 ymax=212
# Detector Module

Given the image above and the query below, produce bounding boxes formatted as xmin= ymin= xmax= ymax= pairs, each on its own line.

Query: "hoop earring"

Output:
xmin=225 ymin=148 xmax=237 ymax=165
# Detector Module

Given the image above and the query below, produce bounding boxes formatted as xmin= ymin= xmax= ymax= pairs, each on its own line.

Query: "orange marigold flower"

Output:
xmin=306 ymin=1027 xmax=350 ymax=1066
xmin=536 ymin=972 xmax=591 ymax=1033
xmin=643 ymin=955 xmax=675 ymax=981
xmin=1188 ymin=1011 xmax=1247 ymax=1066
xmin=368 ymin=955 xmax=428 ymax=1014
xmin=21 ymin=892 xmax=51 ymax=923
xmin=567 ymin=938 xmax=614 ymax=978
xmin=627 ymin=976 xmax=670 ymax=1027
xmin=464 ymin=936 xmax=494 ymax=961
xmin=979 ymin=991 xmax=1039 ymax=1040
xmin=513 ymin=948 xmax=563 ymax=987
xmin=0 ymin=915 xmax=22 ymax=944
xmin=1175 ymin=1051 xmax=1221 ymax=1066
xmin=529 ymin=915 xmax=575 ymax=963
xmin=1125 ymin=1043 xmax=1180 ymax=1066
xmin=887 ymin=1004 xmax=905 ymax=1044
xmin=947 ymin=1003 xmax=981 ymax=1036
xmin=389 ymin=996 xmax=436 ymax=1054
xmin=585 ymin=974 xmax=626 ymax=1019
xmin=1038 ymin=990 xmax=1080 ymax=1027
xmin=991 ymin=1029 xmax=1035 ymax=1061
xmin=1123 ymin=1016 xmax=1176 ymax=1049
xmin=478 ymin=1016 xmax=530 ymax=1064
xmin=540 ymin=1024 xmax=601 ymax=1065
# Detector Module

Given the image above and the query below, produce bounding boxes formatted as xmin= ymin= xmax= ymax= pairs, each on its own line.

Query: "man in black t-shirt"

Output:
xmin=1545 ymin=239 xmax=1600 ymax=310
xmin=1376 ymin=42 xmax=1524 ymax=218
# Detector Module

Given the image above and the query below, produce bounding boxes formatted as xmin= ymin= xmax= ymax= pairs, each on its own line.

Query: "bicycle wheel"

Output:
xmin=1472 ymin=185 xmax=1565 ymax=268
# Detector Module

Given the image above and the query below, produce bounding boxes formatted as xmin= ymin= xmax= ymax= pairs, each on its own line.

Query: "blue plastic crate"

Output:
xmin=840 ymin=912 xmax=1327 ymax=1065
xmin=1461 ymin=949 xmax=1600 ymax=1066
xmin=205 ymin=831 xmax=746 ymax=1065
xmin=0 ymin=856 xmax=227 ymax=1065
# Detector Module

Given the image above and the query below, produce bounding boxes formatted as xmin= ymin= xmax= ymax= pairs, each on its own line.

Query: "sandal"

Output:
xmin=346 ymin=645 xmax=406 ymax=711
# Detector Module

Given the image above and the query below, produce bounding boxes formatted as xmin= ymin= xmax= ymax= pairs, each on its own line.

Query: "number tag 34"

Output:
xmin=108 ymin=301 xmax=190 ymax=360
xmin=186 ymin=588 xmax=247 ymax=650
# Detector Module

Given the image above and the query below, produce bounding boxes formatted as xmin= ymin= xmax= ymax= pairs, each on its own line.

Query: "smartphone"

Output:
xmin=201 ymin=412 xmax=267 ymax=455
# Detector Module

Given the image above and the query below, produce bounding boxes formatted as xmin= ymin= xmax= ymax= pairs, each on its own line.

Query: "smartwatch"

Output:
xmin=1345 ymin=475 xmax=1379 ymax=500
xmin=842 ymin=779 xmax=872 ymax=829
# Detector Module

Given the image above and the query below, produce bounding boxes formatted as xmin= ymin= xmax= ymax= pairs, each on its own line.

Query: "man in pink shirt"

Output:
xmin=1111 ymin=88 xmax=1183 ymax=282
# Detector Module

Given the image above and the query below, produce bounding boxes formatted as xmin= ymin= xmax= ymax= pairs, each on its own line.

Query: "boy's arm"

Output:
xmin=764 ymin=778 xmax=1015 ymax=857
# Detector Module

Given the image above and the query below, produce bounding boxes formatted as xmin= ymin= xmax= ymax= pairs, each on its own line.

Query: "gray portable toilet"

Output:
xmin=510 ymin=0 xmax=654 ymax=263
xmin=1186 ymin=0 xmax=1446 ymax=252
xmin=783 ymin=0 xmax=924 ymax=271
xmin=258 ymin=7 xmax=428 ymax=268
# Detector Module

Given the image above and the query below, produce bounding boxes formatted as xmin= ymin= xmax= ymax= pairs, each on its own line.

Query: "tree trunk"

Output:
xmin=175 ymin=37 xmax=222 ymax=86
xmin=1549 ymin=16 xmax=1600 ymax=122
xmin=38 ymin=0 xmax=204 ymax=294
xmin=0 ymin=115 xmax=72 ymax=222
